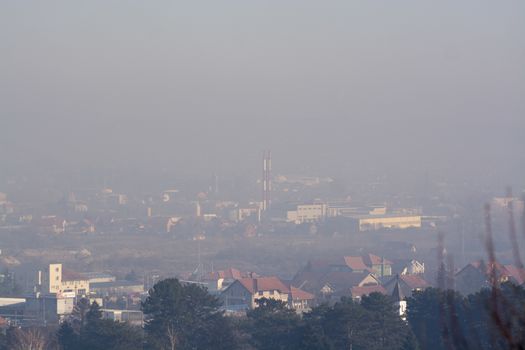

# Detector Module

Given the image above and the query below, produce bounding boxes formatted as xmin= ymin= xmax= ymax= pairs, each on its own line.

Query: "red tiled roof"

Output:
xmin=321 ymin=271 xmax=377 ymax=290
xmin=467 ymin=260 xmax=510 ymax=278
xmin=362 ymin=254 xmax=393 ymax=266
xmin=289 ymin=286 xmax=315 ymax=300
xmin=343 ymin=256 xmax=368 ymax=271
xmin=306 ymin=260 xmax=332 ymax=272
xmin=351 ymin=285 xmax=387 ymax=298
xmin=292 ymin=270 xmax=327 ymax=292
xmin=237 ymin=277 xmax=290 ymax=294
xmin=383 ymin=274 xmax=429 ymax=297
xmin=504 ymin=265 xmax=525 ymax=285
xmin=399 ymin=274 xmax=429 ymax=289
xmin=207 ymin=268 xmax=243 ymax=280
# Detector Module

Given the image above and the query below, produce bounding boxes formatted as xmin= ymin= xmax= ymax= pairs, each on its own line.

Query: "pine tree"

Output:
xmin=142 ymin=278 xmax=237 ymax=350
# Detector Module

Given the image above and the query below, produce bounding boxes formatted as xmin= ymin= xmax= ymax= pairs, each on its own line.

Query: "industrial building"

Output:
xmin=286 ymin=204 xmax=327 ymax=224
xmin=352 ymin=215 xmax=421 ymax=231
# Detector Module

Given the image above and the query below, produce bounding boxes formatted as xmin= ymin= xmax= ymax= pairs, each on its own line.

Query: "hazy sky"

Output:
xmin=1 ymin=1 xmax=524 ymax=187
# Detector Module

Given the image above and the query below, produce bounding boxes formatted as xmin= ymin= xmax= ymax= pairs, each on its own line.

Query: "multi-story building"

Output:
xmin=287 ymin=204 xmax=327 ymax=224
xmin=42 ymin=264 xmax=89 ymax=297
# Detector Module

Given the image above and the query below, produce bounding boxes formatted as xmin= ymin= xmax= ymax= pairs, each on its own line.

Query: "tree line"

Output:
xmin=1 ymin=278 xmax=524 ymax=349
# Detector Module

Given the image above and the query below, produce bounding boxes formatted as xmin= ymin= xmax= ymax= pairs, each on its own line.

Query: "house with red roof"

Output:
xmin=361 ymin=254 xmax=393 ymax=277
xmin=291 ymin=254 xmax=392 ymax=301
xmin=455 ymin=260 xmax=522 ymax=296
xmin=221 ymin=276 xmax=314 ymax=312
xmin=504 ymin=265 xmax=525 ymax=285
xmin=202 ymin=268 xmax=256 ymax=292
xmin=383 ymin=274 xmax=430 ymax=297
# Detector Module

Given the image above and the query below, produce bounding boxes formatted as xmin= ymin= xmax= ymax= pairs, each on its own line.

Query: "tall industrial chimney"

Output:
xmin=262 ymin=150 xmax=272 ymax=211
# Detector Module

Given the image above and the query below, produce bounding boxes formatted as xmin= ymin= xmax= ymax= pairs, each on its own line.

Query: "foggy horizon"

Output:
xmin=2 ymin=1 xmax=525 ymax=187
xmin=2 ymin=2 xmax=525 ymax=348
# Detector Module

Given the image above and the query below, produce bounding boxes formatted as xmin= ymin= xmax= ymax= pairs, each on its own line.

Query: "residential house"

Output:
xmin=293 ymin=262 xmax=381 ymax=303
xmin=292 ymin=254 xmax=391 ymax=301
xmin=221 ymin=277 xmax=314 ymax=312
xmin=383 ymin=274 xmax=429 ymax=298
xmin=504 ymin=265 xmax=525 ymax=286
xmin=392 ymin=259 xmax=425 ymax=276
xmin=455 ymin=260 xmax=514 ymax=296
xmin=201 ymin=268 xmax=254 ymax=293
xmin=361 ymin=254 xmax=393 ymax=277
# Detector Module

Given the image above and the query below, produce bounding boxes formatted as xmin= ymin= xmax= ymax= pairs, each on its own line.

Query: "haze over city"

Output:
xmin=0 ymin=1 xmax=524 ymax=349
xmin=2 ymin=1 xmax=524 ymax=187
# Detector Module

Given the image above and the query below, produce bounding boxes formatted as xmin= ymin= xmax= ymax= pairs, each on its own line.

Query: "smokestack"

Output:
xmin=262 ymin=150 xmax=272 ymax=211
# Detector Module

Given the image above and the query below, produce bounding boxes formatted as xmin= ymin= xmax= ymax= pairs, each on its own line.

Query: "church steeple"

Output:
xmin=391 ymin=276 xmax=405 ymax=302
xmin=391 ymin=274 xmax=407 ymax=320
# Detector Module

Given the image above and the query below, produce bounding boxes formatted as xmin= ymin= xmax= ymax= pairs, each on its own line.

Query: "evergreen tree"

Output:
xmin=322 ymin=297 xmax=374 ymax=350
xmin=142 ymin=278 xmax=237 ymax=350
xmin=72 ymin=297 xmax=91 ymax=330
xmin=300 ymin=304 xmax=333 ymax=350
xmin=57 ymin=322 xmax=79 ymax=350
xmin=361 ymin=292 xmax=409 ymax=350
xmin=245 ymin=297 xmax=302 ymax=350
xmin=57 ymin=300 xmax=143 ymax=350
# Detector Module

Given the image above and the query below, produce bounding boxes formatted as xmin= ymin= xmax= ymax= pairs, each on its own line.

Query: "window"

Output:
xmin=258 ymin=291 xmax=264 ymax=296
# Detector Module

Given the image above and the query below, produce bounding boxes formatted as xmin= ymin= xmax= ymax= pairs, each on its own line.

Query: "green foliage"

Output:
xmin=57 ymin=300 xmax=143 ymax=350
xmin=72 ymin=297 xmax=91 ymax=329
xmin=407 ymin=284 xmax=525 ymax=350
xmin=242 ymin=294 xmax=414 ymax=350
xmin=0 ymin=331 xmax=6 ymax=350
xmin=245 ymin=297 xmax=302 ymax=350
xmin=142 ymin=278 xmax=237 ymax=350
xmin=361 ymin=293 xmax=411 ymax=349
xmin=57 ymin=322 xmax=79 ymax=350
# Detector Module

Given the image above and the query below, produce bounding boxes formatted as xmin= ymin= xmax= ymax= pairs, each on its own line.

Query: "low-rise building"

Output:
xmin=80 ymin=272 xmax=117 ymax=284
xmin=24 ymin=293 xmax=75 ymax=325
xmin=361 ymin=254 xmax=393 ymax=277
xmin=90 ymin=280 xmax=144 ymax=297
xmin=383 ymin=274 xmax=429 ymax=298
xmin=201 ymin=268 xmax=254 ymax=293
xmin=351 ymin=215 xmax=421 ymax=231
xmin=221 ymin=277 xmax=314 ymax=312
xmin=454 ymin=260 xmax=520 ymax=296
xmin=393 ymin=259 xmax=425 ymax=276
xmin=102 ymin=309 xmax=143 ymax=327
